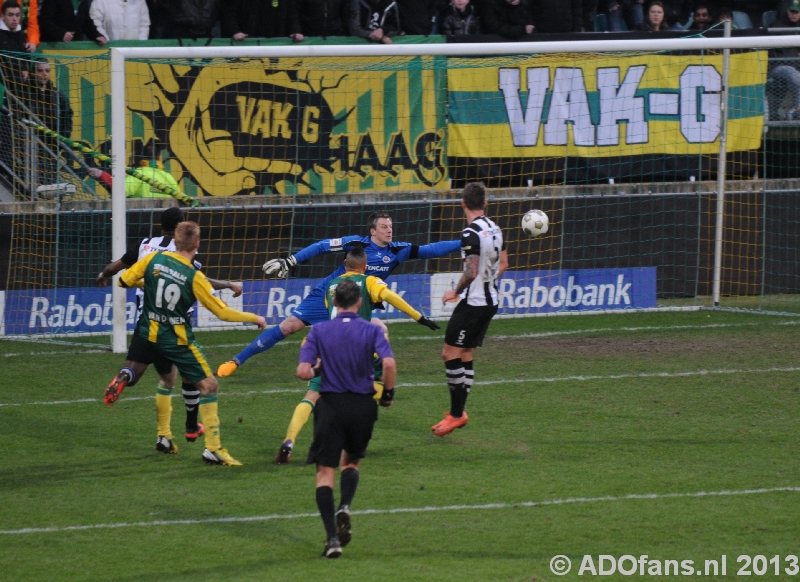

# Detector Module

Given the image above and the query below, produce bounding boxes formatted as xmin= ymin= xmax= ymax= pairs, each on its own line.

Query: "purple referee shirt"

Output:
xmin=299 ymin=311 xmax=393 ymax=394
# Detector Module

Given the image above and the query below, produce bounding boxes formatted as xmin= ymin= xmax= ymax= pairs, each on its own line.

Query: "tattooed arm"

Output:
xmin=442 ymin=254 xmax=480 ymax=304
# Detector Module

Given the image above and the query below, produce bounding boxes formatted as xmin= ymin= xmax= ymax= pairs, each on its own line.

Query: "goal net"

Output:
xmin=2 ymin=35 xmax=799 ymax=349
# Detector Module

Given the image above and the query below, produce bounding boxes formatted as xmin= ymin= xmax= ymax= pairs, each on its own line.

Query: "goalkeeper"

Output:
xmin=217 ymin=211 xmax=459 ymax=377
xmin=275 ymin=245 xmax=439 ymax=464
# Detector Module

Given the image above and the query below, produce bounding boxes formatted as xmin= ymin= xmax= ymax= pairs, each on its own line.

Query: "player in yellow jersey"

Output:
xmin=119 ymin=221 xmax=267 ymax=466
xmin=275 ymin=245 xmax=440 ymax=463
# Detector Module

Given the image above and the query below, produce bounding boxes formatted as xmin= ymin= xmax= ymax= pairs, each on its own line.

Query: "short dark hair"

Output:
xmin=2 ymin=1 xmax=20 ymax=14
xmin=367 ymin=211 xmax=391 ymax=232
xmin=161 ymin=207 xmax=185 ymax=233
xmin=334 ymin=279 xmax=361 ymax=309
xmin=344 ymin=245 xmax=367 ymax=271
xmin=462 ymin=182 xmax=486 ymax=210
xmin=174 ymin=221 xmax=200 ymax=252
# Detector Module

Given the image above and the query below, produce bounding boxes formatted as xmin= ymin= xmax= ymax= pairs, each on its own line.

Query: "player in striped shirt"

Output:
xmin=433 ymin=182 xmax=508 ymax=437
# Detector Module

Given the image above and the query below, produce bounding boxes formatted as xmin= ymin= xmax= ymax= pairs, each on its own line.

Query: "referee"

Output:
xmin=433 ymin=182 xmax=508 ymax=437
xmin=297 ymin=279 xmax=396 ymax=559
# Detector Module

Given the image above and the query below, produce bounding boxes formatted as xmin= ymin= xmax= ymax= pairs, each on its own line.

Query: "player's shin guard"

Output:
xmin=445 ymin=358 xmax=467 ymax=418
xmin=234 ymin=325 xmax=286 ymax=366
xmin=155 ymin=384 xmax=173 ymax=439
xmin=339 ymin=468 xmax=359 ymax=508
xmin=199 ymin=394 xmax=221 ymax=451
xmin=182 ymin=381 xmax=200 ymax=432
xmin=285 ymin=399 xmax=314 ymax=443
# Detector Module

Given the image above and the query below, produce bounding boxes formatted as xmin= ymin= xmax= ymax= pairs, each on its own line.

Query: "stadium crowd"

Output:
xmin=9 ymin=0 xmax=794 ymax=45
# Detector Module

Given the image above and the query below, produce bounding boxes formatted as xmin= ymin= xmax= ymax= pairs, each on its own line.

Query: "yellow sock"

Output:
xmin=285 ymin=399 xmax=314 ymax=443
xmin=155 ymin=385 xmax=173 ymax=439
xmin=373 ymin=381 xmax=384 ymax=403
xmin=199 ymin=395 xmax=220 ymax=451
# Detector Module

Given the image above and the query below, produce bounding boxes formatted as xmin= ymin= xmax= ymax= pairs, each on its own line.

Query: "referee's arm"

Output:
xmin=381 ymin=356 xmax=396 ymax=391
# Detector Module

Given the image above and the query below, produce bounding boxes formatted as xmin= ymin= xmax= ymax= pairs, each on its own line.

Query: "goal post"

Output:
xmin=5 ymin=34 xmax=800 ymax=350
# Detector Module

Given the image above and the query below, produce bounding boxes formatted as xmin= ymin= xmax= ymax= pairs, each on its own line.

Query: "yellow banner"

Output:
xmin=447 ymin=51 xmax=766 ymax=158
xmin=42 ymin=53 xmax=447 ymax=196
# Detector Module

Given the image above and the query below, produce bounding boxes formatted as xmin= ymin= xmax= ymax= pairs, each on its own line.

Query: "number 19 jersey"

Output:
xmin=135 ymin=251 xmax=208 ymax=346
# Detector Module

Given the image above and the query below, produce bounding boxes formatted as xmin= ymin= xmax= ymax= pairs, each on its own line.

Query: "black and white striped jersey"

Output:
xmin=460 ymin=215 xmax=505 ymax=307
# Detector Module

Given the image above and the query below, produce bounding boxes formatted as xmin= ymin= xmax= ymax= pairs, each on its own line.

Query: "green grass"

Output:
xmin=1 ymin=310 xmax=799 ymax=581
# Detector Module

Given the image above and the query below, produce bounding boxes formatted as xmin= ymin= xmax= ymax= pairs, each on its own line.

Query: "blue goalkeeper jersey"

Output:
xmin=293 ymin=235 xmax=461 ymax=293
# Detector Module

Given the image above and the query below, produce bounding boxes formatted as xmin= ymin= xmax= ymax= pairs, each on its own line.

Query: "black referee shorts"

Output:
xmin=306 ymin=392 xmax=379 ymax=468
xmin=444 ymin=301 xmax=499 ymax=349
xmin=127 ymin=333 xmax=173 ymax=376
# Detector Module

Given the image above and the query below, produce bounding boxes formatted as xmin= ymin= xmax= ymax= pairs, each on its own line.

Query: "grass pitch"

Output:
xmin=1 ymin=310 xmax=799 ymax=581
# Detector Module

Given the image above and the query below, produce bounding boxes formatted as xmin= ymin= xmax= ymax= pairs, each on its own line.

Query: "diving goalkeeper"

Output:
xmin=216 ymin=211 xmax=460 ymax=377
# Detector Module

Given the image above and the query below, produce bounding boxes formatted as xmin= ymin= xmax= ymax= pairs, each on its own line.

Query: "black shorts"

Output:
xmin=444 ymin=301 xmax=499 ymax=349
xmin=127 ymin=333 xmax=173 ymax=376
xmin=306 ymin=392 xmax=378 ymax=468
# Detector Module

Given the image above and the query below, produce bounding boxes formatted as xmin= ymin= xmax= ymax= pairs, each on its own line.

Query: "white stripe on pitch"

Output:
xmin=0 ymin=321 xmax=774 ymax=357
xmin=1 ymin=486 xmax=797 ymax=535
xmin=2 ymin=365 xmax=800 ymax=408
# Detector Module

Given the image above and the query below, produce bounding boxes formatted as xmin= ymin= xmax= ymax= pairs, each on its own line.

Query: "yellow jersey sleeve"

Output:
xmin=364 ymin=275 xmax=388 ymax=303
xmin=118 ymin=251 xmax=157 ymax=288
xmin=369 ymin=276 xmax=421 ymax=321
xmin=192 ymin=271 xmax=259 ymax=324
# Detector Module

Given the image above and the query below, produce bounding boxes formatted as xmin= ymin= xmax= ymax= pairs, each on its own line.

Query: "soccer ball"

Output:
xmin=521 ymin=209 xmax=549 ymax=237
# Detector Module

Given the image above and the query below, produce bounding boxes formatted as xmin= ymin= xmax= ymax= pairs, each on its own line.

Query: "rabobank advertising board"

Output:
xmin=0 ymin=267 xmax=655 ymax=336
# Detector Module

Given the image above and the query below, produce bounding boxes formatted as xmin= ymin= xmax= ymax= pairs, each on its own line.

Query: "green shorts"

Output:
xmin=153 ymin=341 xmax=213 ymax=384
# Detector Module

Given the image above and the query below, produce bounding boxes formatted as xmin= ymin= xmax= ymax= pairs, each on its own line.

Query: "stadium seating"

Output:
xmin=732 ymin=10 xmax=753 ymax=29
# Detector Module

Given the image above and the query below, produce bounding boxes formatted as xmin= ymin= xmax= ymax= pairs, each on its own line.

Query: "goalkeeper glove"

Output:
xmin=417 ymin=316 xmax=440 ymax=331
xmin=379 ymin=388 xmax=395 ymax=407
xmin=262 ymin=255 xmax=297 ymax=278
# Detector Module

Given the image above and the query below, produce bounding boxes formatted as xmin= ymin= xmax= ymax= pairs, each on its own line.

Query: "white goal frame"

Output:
xmin=109 ymin=34 xmax=800 ymax=352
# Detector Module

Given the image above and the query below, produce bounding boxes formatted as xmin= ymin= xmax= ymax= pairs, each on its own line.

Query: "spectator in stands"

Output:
xmin=168 ymin=0 xmax=220 ymax=39
xmin=479 ymin=0 xmax=535 ymax=38
xmin=597 ymin=0 xmax=632 ymax=31
xmin=439 ymin=0 xmax=481 ymax=35
xmin=28 ymin=59 xmax=72 ymax=137
xmin=27 ymin=58 xmax=73 ymax=184
xmin=18 ymin=0 xmax=37 ymax=49
xmin=349 ymin=0 xmax=402 ymax=43
xmin=635 ymin=0 xmax=669 ymax=29
xmin=90 ymin=0 xmax=150 ymax=43
xmin=289 ymin=0 xmax=350 ymax=40
xmin=0 ymin=0 xmax=34 ymax=54
xmin=687 ymin=3 xmax=712 ymax=29
xmin=222 ymin=0 xmax=288 ymax=41
xmin=715 ymin=6 xmax=738 ymax=28
xmin=662 ymin=0 xmax=689 ymax=28
xmin=396 ymin=0 xmax=436 ymax=35
xmin=39 ymin=0 xmax=80 ymax=42
xmin=0 ymin=0 xmax=32 ymax=90
xmin=77 ymin=0 xmax=105 ymax=45
xmin=531 ymin=0 xmax=582 ymax=32
xmin=767 ymin=0 xmax=800 ymax=119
